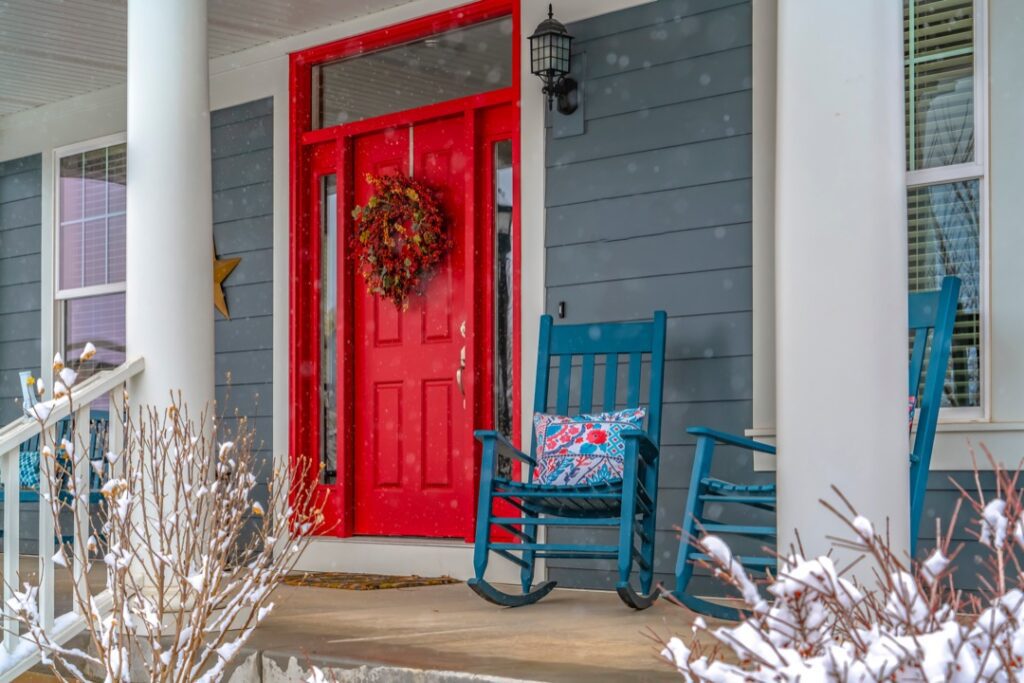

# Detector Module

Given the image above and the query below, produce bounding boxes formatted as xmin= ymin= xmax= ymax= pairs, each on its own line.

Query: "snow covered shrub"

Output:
xmin=663 ymin=450 xmax=1024 ymax=681
xmin=7 ymin=347 xmax=325 ymax=682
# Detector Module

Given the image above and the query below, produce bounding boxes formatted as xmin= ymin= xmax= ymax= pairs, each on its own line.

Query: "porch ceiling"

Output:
xmin=0 ymin=0 xmax=417 ymax=117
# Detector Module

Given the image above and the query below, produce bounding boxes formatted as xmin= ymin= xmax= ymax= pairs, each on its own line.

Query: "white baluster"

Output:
xmin=38 ymin=425 xmax=55 ymax=631
xmin=3 ymin=447 xmax=22 ymax=653
xmin=72 ymin=406 xmax=90 ymax=613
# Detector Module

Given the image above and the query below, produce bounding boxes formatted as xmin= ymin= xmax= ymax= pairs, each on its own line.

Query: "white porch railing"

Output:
xmin=0 ymin=357 xmax=144 ymax=681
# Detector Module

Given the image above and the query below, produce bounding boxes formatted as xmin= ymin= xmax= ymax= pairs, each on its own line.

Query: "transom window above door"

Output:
xmin=311 ymin=17 xmax=513 ymax=129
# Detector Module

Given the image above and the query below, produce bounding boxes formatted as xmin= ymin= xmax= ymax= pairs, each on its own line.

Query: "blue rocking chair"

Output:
xmin=469 ymin=311 xmax=667 ymax=609
xmin=673 ymin=276 xmax=961 ymax=619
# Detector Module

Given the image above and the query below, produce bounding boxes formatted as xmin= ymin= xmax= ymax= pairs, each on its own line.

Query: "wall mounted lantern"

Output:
xmin=528 ymin=4 xmax=577 ymax=115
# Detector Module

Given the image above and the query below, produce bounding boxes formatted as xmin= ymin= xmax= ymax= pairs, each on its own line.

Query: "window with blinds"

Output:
xmin=57 ymin=142 xmax=127 ymax=378
xmin=904 ymin=0 xmax=984 ymax=410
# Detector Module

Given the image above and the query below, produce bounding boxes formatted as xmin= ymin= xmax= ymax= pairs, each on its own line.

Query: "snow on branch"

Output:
xmin=663 ymin=447 xmax=1024 ymax=681
xmin=5 ymin=350 xmax=327 ymax=682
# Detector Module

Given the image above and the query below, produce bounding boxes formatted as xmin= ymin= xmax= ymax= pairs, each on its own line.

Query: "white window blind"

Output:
xmin=905 ymin=0 xmax=984 ymax=411
xmin=57 ymin=141 xmax=127 ymax=378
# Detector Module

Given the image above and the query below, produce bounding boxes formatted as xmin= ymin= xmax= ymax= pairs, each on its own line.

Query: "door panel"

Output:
xmin=352 ymin=116 xmax=474 ymax=537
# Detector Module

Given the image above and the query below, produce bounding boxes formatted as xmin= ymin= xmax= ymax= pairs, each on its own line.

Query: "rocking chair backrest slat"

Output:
xmin=579 ymin=354 xmax=596 ymax=414
xmin=556 ymin=354 xmax=572 ymax=416
xmin=908 ymin=276 xmax=960 ymax=547
xmin=627 ymin=352 xmax=643 ymax=407
xmin=533 ymin=312 xmax=668 ymax=460
xmin=603 ymin=353 xmax=619 ymax=413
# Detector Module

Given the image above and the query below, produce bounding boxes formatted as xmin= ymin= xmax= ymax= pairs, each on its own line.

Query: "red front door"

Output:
xmin=351 ymin=115 xmax=475 ymax=536
xmin=290 ymin=0 xmax=520 ymax=542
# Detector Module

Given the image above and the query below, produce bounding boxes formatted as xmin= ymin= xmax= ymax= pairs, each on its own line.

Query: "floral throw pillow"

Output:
xmin=533 ymin=408 xmax=646 ymax=487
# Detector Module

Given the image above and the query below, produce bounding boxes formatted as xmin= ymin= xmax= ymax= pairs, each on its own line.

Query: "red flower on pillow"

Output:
xmin=587 ymin=429 xmax=608 ymax=445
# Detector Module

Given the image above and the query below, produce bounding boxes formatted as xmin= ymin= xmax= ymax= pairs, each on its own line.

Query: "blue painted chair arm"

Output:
xmin=474 ymin=430 xmax=538 ymax=467
xmin=621 ymin=430 xmax=659 ymax=465
xmin=686 ymin=426 xmax=776 ymax=455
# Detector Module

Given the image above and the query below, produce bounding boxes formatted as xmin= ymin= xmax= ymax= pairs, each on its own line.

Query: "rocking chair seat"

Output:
xmin=492 ymin=477 xmax=626 ymax=517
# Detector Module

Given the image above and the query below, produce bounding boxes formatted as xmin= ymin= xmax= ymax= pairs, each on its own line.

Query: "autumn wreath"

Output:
xmin=350 ymin=173 xmax=452 ymax=309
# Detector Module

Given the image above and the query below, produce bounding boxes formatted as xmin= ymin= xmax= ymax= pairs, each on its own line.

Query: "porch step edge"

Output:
xmin=226 ymin=651 xmax=545 ymax=683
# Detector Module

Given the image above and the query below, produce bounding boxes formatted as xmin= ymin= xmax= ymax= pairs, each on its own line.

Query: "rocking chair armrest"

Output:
xmin=474 ymin=430 xmax=537 ymax=468
xmin=620 ymin=430 xmax=659 ymax=465
xmin=686 ymin=426 xmax=777 ymax=455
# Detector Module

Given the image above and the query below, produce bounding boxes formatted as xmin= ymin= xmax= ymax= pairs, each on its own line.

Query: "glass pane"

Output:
xmin=493 ymin=140 xmax=514 ymax=477
xmin=65 ymin=293 xmax=126 ymax=380
xmin=60 ymin=221 xmax=83 ymax=291
xmin=313 ymin=17 xmax=513 ymax=129
xmin=321 ymin=174 xmax=338 ymax=484
xmin=107 ymin=213 xmax=126 ymax=283
xmin=82 ymin=218 xmax=107 ymax=287
xmin=904 ymin=0 xmax=974 ymax=170
xmin=60 ymin=155 xmax=83 ymax=222
xmin=908 ymin=180 xmax=980 ymax=407
xmin=82 ymin=148 xmax=107 ymax=219
xmin=58 ymin=143 xmax=127 ymax=290
xmin=107 ymin=145 xmax=127 ymax=214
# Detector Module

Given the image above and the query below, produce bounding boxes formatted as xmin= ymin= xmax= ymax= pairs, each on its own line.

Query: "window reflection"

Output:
xmin=313 ymin=18 xmax=513 ymax=129
xmin=321 ymin=174 xmax=338 ymax=483
xmin=493 ymin=140 xmax=514 ymax=478
xmin=907 ymin=180 xmax=980 ymax=407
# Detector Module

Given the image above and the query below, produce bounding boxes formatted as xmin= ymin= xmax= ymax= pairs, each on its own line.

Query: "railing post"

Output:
xmin=108 ymin=386 xmax=125 ymax=478
xmin=3 ymin=447 xmax=22 ymax=653
xmin=38 ymin=424 xmax=55 ymax=631
xmin=71 ymin=406 xmax=90 ymax=613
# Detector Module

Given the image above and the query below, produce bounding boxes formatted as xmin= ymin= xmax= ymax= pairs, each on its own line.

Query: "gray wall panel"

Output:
xmin=547 ymin=134 xmax=751 ymax=206
xmin=546 ymin=223 xmax=751 ymax=287
xmin=546 ymin=269 xmax=752 ymax=322
xmin=0 ymin=254 xmax=41 ymax=287
xmin=214 ymin=216 xmax=274 ymax=253
xmin=211 ymin=98 xmax=274 ymax=496
xmin=541 ymin=1 xmax=753 ymax=594
xmin=546 ymin=92 xmax=752 ymax=166
xmin=583 ymin=47 xmax=752 ymax=119
xmin=565 ymin=0 xmax=747 ymax=41
xmin=0 ymin=154 xmax=41 ymax=425
xmin=582 ymin=3 xmax=751 ymax=80
xmin=546 ymin=180 xmax=752 ymax=246
xmin=213 ymin=182 xmax=273 ymax=223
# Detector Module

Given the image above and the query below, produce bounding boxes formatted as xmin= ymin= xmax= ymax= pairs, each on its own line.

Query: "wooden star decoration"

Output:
xmin=213 ymin=244 xmax=241 ymax=319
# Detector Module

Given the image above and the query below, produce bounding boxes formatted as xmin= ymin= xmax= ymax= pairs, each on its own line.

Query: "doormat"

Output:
xmin=282 ymin=572 xmax=461 ymax=591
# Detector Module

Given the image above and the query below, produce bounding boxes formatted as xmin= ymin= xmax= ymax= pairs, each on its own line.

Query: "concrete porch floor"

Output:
xmin=240 ymin=581 xmax=712 ymax=682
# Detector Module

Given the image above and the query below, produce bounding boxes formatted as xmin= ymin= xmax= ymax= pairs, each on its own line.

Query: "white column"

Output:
xmin=126 ymin=0 xmax=214 ymax=413
xmin=775 ymin=1 xmax=909 ymax=564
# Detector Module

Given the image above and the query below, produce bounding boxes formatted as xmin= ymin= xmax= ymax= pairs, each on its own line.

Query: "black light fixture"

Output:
xmin=528 ymin=4 xmax=577 ymax=115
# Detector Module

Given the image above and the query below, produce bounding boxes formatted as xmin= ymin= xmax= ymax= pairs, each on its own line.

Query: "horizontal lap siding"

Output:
xmin=0 ymin=155 xmax=42 ymax=551
xmin=0 ymin=154 xmax=41 ymax=425
xmin=212 ymin=98 xmax=274 ymax=508
xmin=919 ymin=471 xmax=1002 ymax=591
xmin=543 ymin=0 xmax=756 ymax=594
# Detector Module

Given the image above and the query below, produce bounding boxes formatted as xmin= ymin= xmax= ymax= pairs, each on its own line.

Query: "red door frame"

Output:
xmin=289 ymin=0 xmax=521 ymax=540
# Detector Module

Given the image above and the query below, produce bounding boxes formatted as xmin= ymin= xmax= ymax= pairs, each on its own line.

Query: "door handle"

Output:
xmin=456 ymin=345 xmax=467 ymax=397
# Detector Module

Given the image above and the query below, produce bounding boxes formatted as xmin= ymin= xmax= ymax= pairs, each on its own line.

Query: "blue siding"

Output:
xmin=211 ymin=97 xmax=274 ymax=507
xmin=0 ymin=154 xmax=42 ymax=425
xmin=543 ymin=0 xmax=756 ymax=592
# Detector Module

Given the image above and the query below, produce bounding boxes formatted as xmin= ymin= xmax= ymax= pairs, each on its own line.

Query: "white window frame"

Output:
xmin=905 ymin=0 xmax=989 ymax=422
xmin=51 ymin=132 xmax=128 ymax=362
